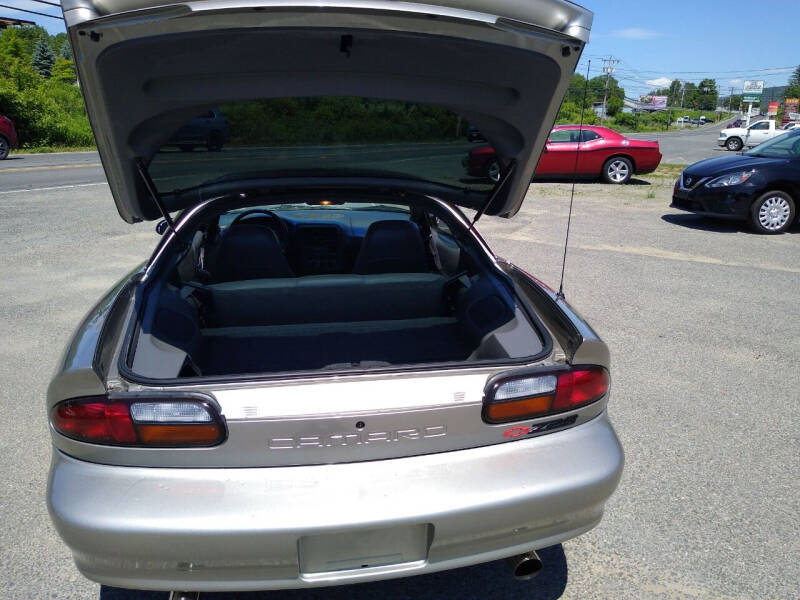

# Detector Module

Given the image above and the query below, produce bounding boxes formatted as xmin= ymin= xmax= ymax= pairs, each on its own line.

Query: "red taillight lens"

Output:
xmin=52 ymin=398 xmax=136 ymax=444
xmin=483 ymin=366 xmax=609 ymax=424
xmin=553 ymin=367 xmax=610 ymax=412
xmin=51 ymin=396 xmax=226 ymax=447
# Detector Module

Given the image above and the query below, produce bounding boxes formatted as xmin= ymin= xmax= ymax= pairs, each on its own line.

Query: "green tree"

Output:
xmin=696 ymin=78 xmax=718 ymax=111
xmin=683 ymin=82 xmax=699 ymax=108
xmin=60 ymin=41 xmax=73 ymax=61
xmin=31 ymin=37 xmax=55 ymax=78
xmin=0 ymin=27 xmax=93 ymax=147
xmin=727 ymin=94 xmax=742 ymax=111
xmin=51 ymin=57 xmax=77 ymax=84
xmin=668 ymin=80 xmax=682 ymax=106
xmin=565 ymin=73 xmax=590 ymax=106
xmin=784 ymin=65 xmax=800 ymax=99
xmin=606 ymin=96 xmax=623 ymax=117
xmin=0 ymin=28 xmax=27 ymax=69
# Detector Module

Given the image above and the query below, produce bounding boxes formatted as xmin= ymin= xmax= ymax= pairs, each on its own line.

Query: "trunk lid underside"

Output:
xmin=64 ymin=0 xmax=591 ymax=221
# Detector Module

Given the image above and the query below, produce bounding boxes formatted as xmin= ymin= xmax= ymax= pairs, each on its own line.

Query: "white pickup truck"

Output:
xmin=717 ymin=119 xmax=789 ymax=151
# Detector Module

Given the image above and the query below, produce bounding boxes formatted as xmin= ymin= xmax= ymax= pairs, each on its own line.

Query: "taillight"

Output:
xmin=483 ymin=366 xmax=609 ymax=424
xmin=51 ymin=396 xmax=226 ymax=447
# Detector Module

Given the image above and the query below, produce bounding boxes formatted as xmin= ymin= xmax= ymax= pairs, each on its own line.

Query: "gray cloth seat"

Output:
xmin=211 ymin=223 xmax=293 ymax=282
xmin=352 ymin=220 xmax=429 ymax=274
xmin=205 ymin=273 xmax=447 ymax=328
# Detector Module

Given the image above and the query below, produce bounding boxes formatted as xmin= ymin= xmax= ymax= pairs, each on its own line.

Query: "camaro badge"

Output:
xmin=269 ymin=425 xmax=447 ymax=449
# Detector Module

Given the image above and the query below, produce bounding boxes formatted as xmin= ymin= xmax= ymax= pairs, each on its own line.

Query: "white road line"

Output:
xmin=0 ymin=182 xmax=107 ymax=195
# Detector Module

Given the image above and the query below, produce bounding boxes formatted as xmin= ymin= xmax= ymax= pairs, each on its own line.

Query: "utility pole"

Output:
xmin=680 ymin=80 xmax=686 ymax=109
xmin=728 ymin=86 xmax=735 ymax=111
xmin=601 ymin=56 xmax=619 ymax=122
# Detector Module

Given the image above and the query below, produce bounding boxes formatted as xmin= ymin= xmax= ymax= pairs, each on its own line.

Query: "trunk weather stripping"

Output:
xmin=135 ymin=158 xmax=175 ymax=234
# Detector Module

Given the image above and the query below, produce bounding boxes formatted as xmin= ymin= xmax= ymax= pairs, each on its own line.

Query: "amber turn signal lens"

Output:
xmin=136 ymin=424 xmax=223 ymax=445
xmin=484 ymin=394 xmax=554 ymax=422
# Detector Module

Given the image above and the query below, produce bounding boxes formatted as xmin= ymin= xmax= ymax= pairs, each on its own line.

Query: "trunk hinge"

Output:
xmin=135 ymin=157 xmax=176 ymax=234
xmin=469 ymin=159 xmax=517 ymax=231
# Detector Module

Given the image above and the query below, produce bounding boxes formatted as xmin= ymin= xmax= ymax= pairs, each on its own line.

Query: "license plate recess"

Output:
xmin=299 ymin=523 xmax=432 ymax=574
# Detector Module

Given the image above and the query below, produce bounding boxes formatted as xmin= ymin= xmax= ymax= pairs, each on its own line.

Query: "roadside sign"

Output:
xmin=637 ymin=95 xmax=668 ymax=110
xmin=742 ymin=95 xmax=761 ymax=103
xmin=767 ymin=101 xmax=779 ymax=116
xmin=784 ymin=99 xmax=799 ymax=124
xmin=743 ymin=80 xmax=765 ymax=94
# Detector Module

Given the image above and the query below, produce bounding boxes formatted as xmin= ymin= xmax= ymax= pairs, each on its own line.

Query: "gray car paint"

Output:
xmin=48 ymin=412 xmax=622 ymax=590
xmin=46 ymin=0 xmax=623 ymax=591
xmin=47 ymin=196 xmax=610 ymax=468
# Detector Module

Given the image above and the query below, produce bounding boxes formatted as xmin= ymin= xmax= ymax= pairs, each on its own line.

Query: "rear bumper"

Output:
xmin=635 ymin=152 xmax=661 ymax=174
xmin=48 ymin=412 xmax=623 ymax=592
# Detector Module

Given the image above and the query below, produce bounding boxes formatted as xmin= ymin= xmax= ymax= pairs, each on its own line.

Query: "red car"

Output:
xmin=465 ymin=125 xmax=661 ymax=184
xmin=0 ymin=114 xmax=19 ymax=160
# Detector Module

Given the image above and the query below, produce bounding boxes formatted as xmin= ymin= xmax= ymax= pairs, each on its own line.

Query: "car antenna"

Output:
xmin=469 ymin=160 xmax=517 ymax=230
xmin=556 ymin=59 xmax=591 ymax=300
xmin=135 ymin=157 xmax=176 ymax=234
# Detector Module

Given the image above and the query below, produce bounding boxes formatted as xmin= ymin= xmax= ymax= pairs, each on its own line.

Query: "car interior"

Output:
xmin=129 ymin=201 xmax=545 ymax=379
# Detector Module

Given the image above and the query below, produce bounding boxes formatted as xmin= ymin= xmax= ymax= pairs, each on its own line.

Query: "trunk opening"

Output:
xmin=126 ymin=196 xmax=548 ymax=381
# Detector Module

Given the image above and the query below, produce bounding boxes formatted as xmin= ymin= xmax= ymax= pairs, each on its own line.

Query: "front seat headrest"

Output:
xmin=213 ymin=223 xmax=294 ymax=281
xmin=353 ymin=220 xmax=429 ymax=274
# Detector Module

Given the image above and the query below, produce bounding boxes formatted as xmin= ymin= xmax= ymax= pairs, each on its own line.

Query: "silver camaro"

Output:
xmin=47 ymin=0 xmax=623 ymax=595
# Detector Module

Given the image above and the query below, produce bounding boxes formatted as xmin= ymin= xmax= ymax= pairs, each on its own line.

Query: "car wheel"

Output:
xmin=0 ymin=135 xmax=9 ymax=160
xmin=207 ymin=131 xmax=224 ymax=152
xmin=725 ymin=137 xmax=742 ymax=151
xmin=750 ymin=191 xmax=795 ymax=234
xmin=179 ymin=145 xmax=194 ymax=152
xmin=485 ymin=159 xmax=501 ymax=183
xmin=602 ymin=157 xmax=632 ymax=184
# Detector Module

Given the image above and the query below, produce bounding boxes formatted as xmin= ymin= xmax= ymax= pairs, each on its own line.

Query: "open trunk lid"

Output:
xmin=63 ymin=0 xmax=591 ymax=221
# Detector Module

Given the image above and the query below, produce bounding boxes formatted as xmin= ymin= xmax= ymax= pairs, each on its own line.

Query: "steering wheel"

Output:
xmin=229 ymin=209 xmax=290 ymax=250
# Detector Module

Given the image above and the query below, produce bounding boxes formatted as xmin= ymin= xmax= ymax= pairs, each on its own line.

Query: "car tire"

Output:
xmin=485 ymin=159 xmax=501 ymax=183
xmin=750 ymin=191 xmax=795 ymax=234
xmin=207 ymin=131 xmax=224 ymax=152
xmin=725 ymin=137 xmax=742 ymax=151
xmin=0 ymin=135 xmax=9 ymax=160
xmin=602 ymin=157 xmax=632 ymax=184
xmin=179 ymin=145 xmax=194 ymax=152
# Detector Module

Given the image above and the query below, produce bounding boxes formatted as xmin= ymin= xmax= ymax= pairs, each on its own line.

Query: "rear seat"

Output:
xmin=205 ymin=273 xmax=448 ymax=328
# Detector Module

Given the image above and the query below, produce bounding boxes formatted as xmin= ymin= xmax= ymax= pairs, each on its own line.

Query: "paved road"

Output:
xmin=0 ymin=151 xmax=106 ymax=193
xmin=0 ymin=168 xmax=797 ymax=599
xmin=627 ymin=117 xmax=739 ymax=164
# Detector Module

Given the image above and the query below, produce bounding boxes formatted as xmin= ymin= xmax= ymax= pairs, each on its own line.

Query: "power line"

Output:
xmin=0 ymin=3 xmax=63 ymax=18
xmin=608 ymin=65 xmax=796 ymax=76
xmin=26 ymin=0 xmax=61 ymax=7
xmin=600 ymin=56 xmax=620 ymax=122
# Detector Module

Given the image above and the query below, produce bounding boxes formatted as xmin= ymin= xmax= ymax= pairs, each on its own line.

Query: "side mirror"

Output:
xmin=155 ymin=219 xmax=169 ymax=235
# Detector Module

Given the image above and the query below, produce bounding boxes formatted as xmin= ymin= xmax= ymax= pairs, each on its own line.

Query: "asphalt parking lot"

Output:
xmin=1 ymin=159 xmax=798 ymax=599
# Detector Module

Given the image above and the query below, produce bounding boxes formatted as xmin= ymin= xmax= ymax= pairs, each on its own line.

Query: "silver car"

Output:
xmin=48 ymin=0 xmax=622 ymax=595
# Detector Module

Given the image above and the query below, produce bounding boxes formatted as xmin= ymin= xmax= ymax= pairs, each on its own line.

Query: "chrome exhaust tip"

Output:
xmin=508 ymin=550 xmax=543 ymax=580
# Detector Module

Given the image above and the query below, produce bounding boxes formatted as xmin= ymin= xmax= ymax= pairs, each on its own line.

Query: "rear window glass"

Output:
xmin=147 ymin=97 xmax=494 ymax=197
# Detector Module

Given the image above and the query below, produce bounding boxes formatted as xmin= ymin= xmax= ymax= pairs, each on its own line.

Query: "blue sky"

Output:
xmin=4 ymin=0 xmax=799 ymax=97
xmin=576 ymin=0 xmax=799 ymax=97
